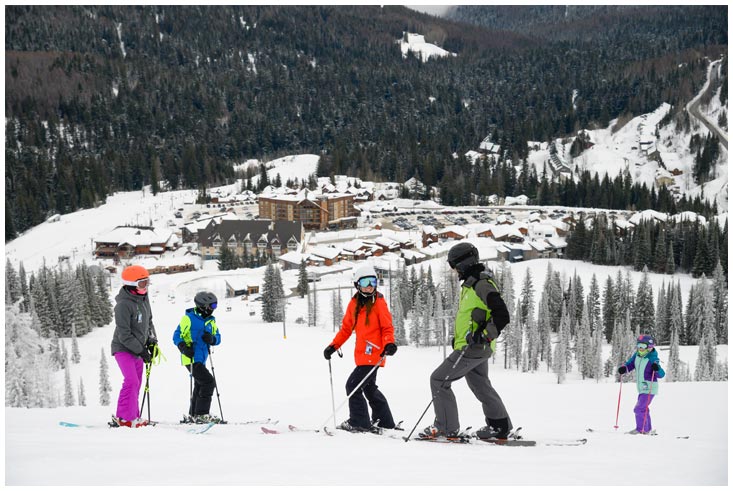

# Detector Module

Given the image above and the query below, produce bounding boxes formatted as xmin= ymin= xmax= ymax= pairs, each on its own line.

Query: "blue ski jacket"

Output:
xmin=173 ymin=307 xmax=221 ymax=365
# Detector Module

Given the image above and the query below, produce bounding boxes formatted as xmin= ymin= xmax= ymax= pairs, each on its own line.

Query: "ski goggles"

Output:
xmin=134 ymin=279 xmax=150 ymax=289
xmin=636 ymin=343 xmax=650 ymax=350
xmin=357 ymin=276 xmax=378 ymax=288
xmin=209 ymin=302 xmax=218 ymax=310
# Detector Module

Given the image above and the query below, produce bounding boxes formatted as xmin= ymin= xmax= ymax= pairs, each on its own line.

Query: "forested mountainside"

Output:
xmin=5 ymin=5 xmax=727 ymax=239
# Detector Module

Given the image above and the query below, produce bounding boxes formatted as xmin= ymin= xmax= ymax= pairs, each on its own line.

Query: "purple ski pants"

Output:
xmin=634 ymin=393 xmax=655 ymax=433
xmin=114 ymin=352 xmax=143 ymax=421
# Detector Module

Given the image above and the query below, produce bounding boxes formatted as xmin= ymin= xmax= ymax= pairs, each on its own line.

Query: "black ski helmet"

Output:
xmin=447 ymin=242 xmax=479 ymax=276
xmin=194 ymin=291 xmax=218 ymax=317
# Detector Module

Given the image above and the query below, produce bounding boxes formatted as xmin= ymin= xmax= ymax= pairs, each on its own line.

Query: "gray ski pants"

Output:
xmin=430 ymin=347 xmax=511 ymax=434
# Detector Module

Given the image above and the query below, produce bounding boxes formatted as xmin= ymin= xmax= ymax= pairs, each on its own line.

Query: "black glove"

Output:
xmin=139 ymin=349 xmax=152 ymax=364
xmin=651 ymin=362 xmax=660 ymax=372
xmin=202 ymin=331 xmax=217 ymax=345
xmin=323 ymin=345 xmax=337 ymax=360
xmin=178 ymin=342 xmax=194 ymax=359
xmin=618 ymin=366 xmax=627 ymax=375
xmin=382 ymin=343 xmax=397 ymax=356
xmin=146 ymin=340 xmax=158 ymax=356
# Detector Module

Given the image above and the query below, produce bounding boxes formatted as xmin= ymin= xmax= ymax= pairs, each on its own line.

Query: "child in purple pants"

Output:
xmin=618 ymin=334 xmax=665 ymax=434
xmin=110 ymin=266 xmax=158 ymax=427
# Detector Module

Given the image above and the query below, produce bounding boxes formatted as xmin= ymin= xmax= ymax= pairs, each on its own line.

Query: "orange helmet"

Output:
xmin=121 ymin=265 xmax=150 ymax=288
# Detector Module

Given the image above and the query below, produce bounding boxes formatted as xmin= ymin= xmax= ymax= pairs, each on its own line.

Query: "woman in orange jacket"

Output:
xmin=323 ymin=264 xmax=398 ymax=432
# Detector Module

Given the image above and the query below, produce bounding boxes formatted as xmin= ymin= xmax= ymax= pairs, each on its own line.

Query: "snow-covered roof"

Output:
xmin=629 ymin=209 xmax=668 ymax=225
xmin=96 ymin=226 xmax=175 ymax=247
xmin=310 ymin=246 xmax=341 ymax=260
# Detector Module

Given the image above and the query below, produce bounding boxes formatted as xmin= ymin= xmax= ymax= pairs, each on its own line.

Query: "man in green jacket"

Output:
xmin=420 ymin=242 xmax=512 ymax=440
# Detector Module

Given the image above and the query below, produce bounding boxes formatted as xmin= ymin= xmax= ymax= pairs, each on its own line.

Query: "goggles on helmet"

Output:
xmin=637 ymin=342 xmax=649 ymax=350
xmin=135 ymin=279 xmax=150 ymax=289
xmin=357 ymin=276 xmax=378 ymax=288
xmin=209 ymin=302 xmax=218 ymax=310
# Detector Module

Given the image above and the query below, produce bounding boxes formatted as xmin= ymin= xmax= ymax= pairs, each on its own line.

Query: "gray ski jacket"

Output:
xmin=111 ymin=287 xmax=157 ymax=357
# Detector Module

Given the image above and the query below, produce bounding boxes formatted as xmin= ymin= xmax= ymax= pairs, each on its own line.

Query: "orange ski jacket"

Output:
xmin=330 ymin=293 xmax=395 ymax=367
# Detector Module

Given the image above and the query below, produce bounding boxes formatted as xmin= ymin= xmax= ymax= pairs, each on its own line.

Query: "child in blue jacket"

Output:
xmin=618 ymin=334 xmax=665 ymax=434
xmin=173 ymin=291 xmax=221 ymax=423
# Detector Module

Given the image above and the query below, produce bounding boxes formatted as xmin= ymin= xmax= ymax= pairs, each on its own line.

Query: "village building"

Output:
xmin=94 ymin=226 xmax=179 ymax=260
xmin=258 ymin=188 xmax=357 ymax=230
xmin=198 ymin=219 xmax=303 ymax=261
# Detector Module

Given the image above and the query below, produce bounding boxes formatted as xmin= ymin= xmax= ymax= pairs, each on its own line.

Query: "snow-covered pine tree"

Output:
xmin=519 ymin=268 xmax=535 ymax=328
xmin=18 ymin=261 xmax=30 ymax=313
xmin=507 ymin=301 xmax=524 ymax=370
xmin=78 ymin=377 xmax=86 ymax=406
xmin=548 ymin=268 xmax=563 ymax=332
xmin=711 ymin=261 xmax=728 ymax=343
xmin=94 ymin=269 xmax=113 ymax=326
xmin=632 ymin=266 xmax=655 ymax=338
xmin=409 ymin=289 xmax=424 ymax=347
xmin=537 ymin=291 xmax=552 ymax=369
xmin=686 ymin=275 xmax=710 ymax=344
xmin=655 ymin=284 xmax=668 ymax=344
xmin=566 ymin=272 xmax=582 ymax=337
xmin=99 ymin=348 xmax=112 ymax=406
xmin=590 ymin=310 xmax=604 ymax=381
xmin=666 ymin=316 xmax=683 ymax=382
xmin=392 ymin=289 xmax=407 ymax=345
xmin=422 ymin=288 xmax=435 ymax=346
xmin=70 ymin=323 xmax=81 ymax=364
xmin=576 ymin=299 xmax=593 ymax=379
xmin=261 ymin=262 xmax=277 ymax=322
xmin=552 ymin=305 xmax=571 ymax=383
xmin=588 ymin=274 xmax=601 ymax=336
xmin=297 ymin=260 xmax=309 ymax=298
xmin=5 ymin=258 xmax=22 ymax=305
xmin=525 ymin=312 xmax=541 ymax=372
xmin=5 ymin=304 xmax=58 ymax=407
xmin=63 ymin=362 xmax=75 ymax=406
xmin=694 ymin=300 xmax=718 ymax=381
xmin=602 ymin=275 xmax=616 ymax=342
xmin=307 ymin=271 xmax=317 ymax=327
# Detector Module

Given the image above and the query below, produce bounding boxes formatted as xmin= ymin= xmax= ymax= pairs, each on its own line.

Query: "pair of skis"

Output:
xmin=58 ymin=420 xmax=216 ymax=434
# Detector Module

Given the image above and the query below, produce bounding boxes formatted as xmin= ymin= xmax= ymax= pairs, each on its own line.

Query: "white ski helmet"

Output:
xmin=351 ymin=263 xmax=377 ymax=284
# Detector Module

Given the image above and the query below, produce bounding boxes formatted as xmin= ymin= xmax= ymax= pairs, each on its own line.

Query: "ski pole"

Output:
xmin=319 ymin=353 xmax=386 ymax=430
xmin=326 ymin=350 xmax=343 ymax=428
xmin=641 ymin=370 xmax=656 ymax=434
xmin=208 ymin=347 xmax=225 ymax=423
xmin=404 ymin=347 xmax=468 ymax=442
xmin=188 ymin=361 xmax=194 ymax=419
xmin=614 ymin=375 xmax=623 ymax=430
xmin=139 ymin=361 xmax=152 ymax=421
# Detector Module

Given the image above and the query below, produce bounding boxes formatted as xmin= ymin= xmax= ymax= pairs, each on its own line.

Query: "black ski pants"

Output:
xmin=346 ymin=365 xmax=395 ymax=429
xmin=186 ymin=362 xmax=216 ymax=416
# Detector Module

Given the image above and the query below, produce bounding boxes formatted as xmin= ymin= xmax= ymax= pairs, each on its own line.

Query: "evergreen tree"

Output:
xmin=99 ymin=348 xmax=112 ymax=406
xmin=6 ymin=259 xmax=22 ymax=304
xmin=63 ymin=362 xmax=75 ymax=407
xmin=711 ymin=261 xmax=728 ymax=343
xmin=18 ymin=262 xmax=30 ymax=313
xmin=70 ymin=323 xmax=81 ymax=364
xmin=694 ymin=302 xmax=718 ymax=381
xmin=5 ymin=304 xmax=58 ymax=408
xmin=297 ymin=260 xmax=309 ymax=298
xmin=602 ymin=275 xmax=616 ymax=342
xmin=78 ymin=377 xmax=86 ymax=407
xmin=552 ymin=305 xmax=571 ymax=383
xmin=631 ymin=266 xmax=655 ymax=337
xmin=576 ymin=299 xmax=593 ymax=379
xmin=666 ymin=313 xmax=684 ymax=382
xmin=537 ymin=290 xmax=553 ymax=369
xmin=655 ymin=284 xmax=668 ymax=344
xmin=261 ymin=262 xmax=278 ymax=323
xmin=590 ymin=311 xmax=604 ymax=381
